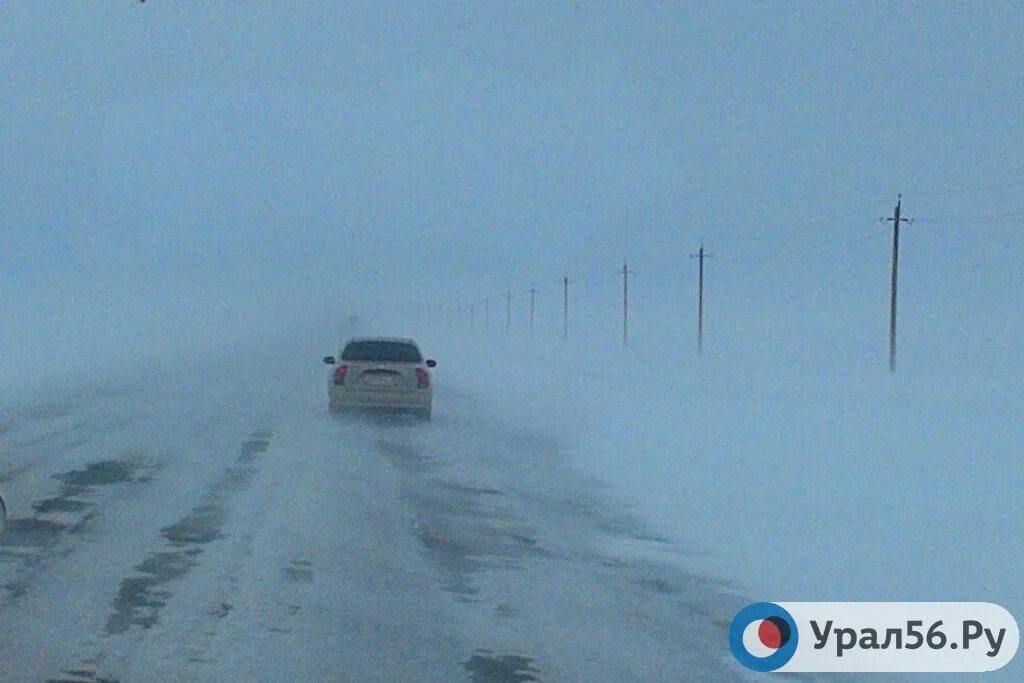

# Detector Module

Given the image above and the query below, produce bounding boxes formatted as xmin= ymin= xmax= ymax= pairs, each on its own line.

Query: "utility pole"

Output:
xmin=563 ymin=275 xmax=569 ymax=340
xmin=484 ymin=297 xmax=490 ymax=334
xmin=529 ymin=286 xmax=538 ymax=340
xmin=622 ymin=261 xmax=631 ymax=348
xmin=689 ymin=242 xmax=712 ymax=354
xmin=469 ymin=303 xmax=475 ymax=331
xmin=506 ymin=289 xmax=512 ymax=336
xmin=883 ymin=194 xmax=912 ymax=373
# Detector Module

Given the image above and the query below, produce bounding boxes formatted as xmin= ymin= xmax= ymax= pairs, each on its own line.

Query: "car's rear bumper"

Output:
xmin=328 ymin=387 xmax=431 ymax=412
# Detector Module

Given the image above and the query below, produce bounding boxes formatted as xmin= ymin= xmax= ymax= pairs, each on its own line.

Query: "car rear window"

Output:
xmin=341 ymin=341 xmax=423 ymax=363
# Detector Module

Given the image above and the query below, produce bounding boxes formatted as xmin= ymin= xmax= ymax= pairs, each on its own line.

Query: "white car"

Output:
xmin=323 ymin=337 xmax=435 ymax=420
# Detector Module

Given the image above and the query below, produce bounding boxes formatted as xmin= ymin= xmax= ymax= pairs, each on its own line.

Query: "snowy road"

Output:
xmin=0 ymin=359 xmax=746 ymax=682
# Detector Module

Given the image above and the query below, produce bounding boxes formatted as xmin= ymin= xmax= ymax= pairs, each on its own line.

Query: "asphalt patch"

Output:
xmin=463 ymin=651 xmax=540 ymax=682
xmin=634 ymin=577 xmax=676 ymax=595
xmin=46 ymin=670 xmax=120 ymax=683
xmin=238 ymin=438 xmax=269 ymax=463
xmin=19 ymin=458 xmax=141 ymax=534
xmin=105 ymin=549 xmax=202 ymax=633
xmin=210 ymin=602 xmax=232 ymax=619
xmin=282 ymin=558 xmax=314 ymax=584
xmin=55 ymin=460 xmax=135 ymax=489
xmin=439 ymin=482 xmax=504 ymax=496
xmin=1 ymin=518 xmax=68 ymax=548
xmin=161 ymin=502 xmax=225 ymax=545
xmin=33 ymin=498 xmax=92 ymax=514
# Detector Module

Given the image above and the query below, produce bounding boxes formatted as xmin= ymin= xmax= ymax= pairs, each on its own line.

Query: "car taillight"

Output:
xmin=415 ymin=367 xmax=429 ymax=389
xmin=333 ymin=364 xmax=348 ymax=385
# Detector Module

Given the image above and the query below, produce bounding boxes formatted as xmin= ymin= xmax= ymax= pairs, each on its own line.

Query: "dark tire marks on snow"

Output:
xmin=45 ymin=670 xmax=120 ymax=683
xmin=410 ymin=479 xmax=550 ymax=601
xmin=371 ymin=421 xmax=747 ymax=681
xmin=1 ymin=456 xmax=145 ymax=600
xmin=374 ymin=434 xmax=556 ymax=676
xmin=464 ymin=651 xmax=540 ymax=682
xmin=282 ymin=557 xmax=314 ymax=584
xmin=103 ymin=433 xmax=270 ymax=635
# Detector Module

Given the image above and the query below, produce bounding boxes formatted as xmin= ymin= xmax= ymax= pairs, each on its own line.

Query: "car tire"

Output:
xmin=416 ymin=408 xmax=432 ymax=422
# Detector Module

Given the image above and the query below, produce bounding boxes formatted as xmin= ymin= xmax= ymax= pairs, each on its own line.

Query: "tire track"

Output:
xmin=47 ymin=431 xmax=272 ymax=683
xmin=105 ymin=432 xmax=270 ymax=635
xmin=0 ymin=456 xmax=149 ymax=601
xmin=370 ymin=417 xmax=748 ymax=682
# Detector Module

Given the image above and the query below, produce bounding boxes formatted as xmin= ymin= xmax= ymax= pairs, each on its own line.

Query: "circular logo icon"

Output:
xmin=729 ymin=602 xmax=799 ymax=672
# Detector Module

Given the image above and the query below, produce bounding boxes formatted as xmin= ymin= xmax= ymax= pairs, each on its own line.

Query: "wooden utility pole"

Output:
xmin=622 ymin=261 xmax=631 ymax=348
xmin=884 ymin=194 xmax=912 ymax=373
xmin=529 ymin=287 xmax=538 ymax=340
xmin=562 ymin=275 xmax=569 ymax=340
xmin=689 ymin=242 xmax=712 ymax=353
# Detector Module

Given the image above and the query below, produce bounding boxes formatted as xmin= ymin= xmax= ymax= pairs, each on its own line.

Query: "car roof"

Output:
xmin=343 ymin=336 xmax=420 ymax=346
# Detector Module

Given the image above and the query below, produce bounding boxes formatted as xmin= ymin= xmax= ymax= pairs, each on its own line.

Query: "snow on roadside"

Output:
xmin=430 ymin=327 xmax=1023 ymax=680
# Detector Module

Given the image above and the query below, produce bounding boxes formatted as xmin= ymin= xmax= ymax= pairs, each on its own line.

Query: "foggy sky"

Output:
xmin=2 ymin=2 xmax=1022 ymax=387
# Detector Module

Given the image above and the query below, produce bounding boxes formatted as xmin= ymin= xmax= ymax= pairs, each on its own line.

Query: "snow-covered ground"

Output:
xmin=427 ymin=302 xmax=1024 ymax=682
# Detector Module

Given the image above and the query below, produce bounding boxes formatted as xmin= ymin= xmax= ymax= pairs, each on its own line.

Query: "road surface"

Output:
xmin=0 ymin=354 xmax=747 ymax=682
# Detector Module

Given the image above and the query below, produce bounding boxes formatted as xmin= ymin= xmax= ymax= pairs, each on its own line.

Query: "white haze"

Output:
xmin=2 ymin=3 xmax=1022 ymax=680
